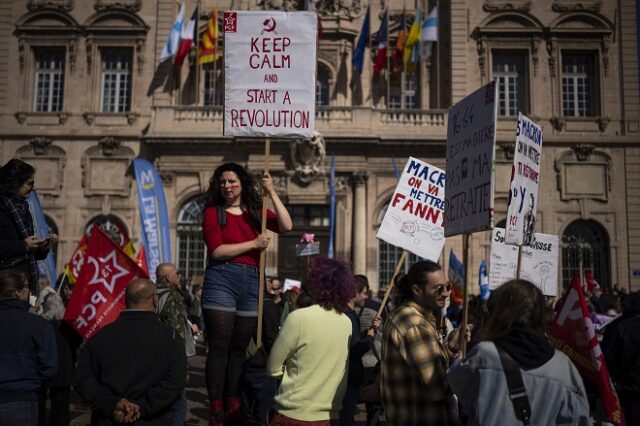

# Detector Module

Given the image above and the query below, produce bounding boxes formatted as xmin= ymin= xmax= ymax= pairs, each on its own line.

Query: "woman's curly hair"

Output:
xmin=203 ymin=163 xmax=261 ymax=210
xmin=307 ymin=257 xmax=356 ymax=314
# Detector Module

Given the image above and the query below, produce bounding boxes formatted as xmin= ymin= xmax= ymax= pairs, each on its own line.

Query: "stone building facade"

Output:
xmin=1 ymin=0 xmax=638 ymax=293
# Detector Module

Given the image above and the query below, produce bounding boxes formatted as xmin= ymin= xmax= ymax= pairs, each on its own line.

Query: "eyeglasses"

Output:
xmin=432 ymin=283 xmax=452 ymax=294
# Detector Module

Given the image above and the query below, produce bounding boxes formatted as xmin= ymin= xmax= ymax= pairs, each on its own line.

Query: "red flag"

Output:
xmin=135 ymin=246 xmax=150 ymax=279
xmin=175 ymin=7 xmax=198 ymax=67
xmin=63 ymin=227 xmax=147 ymax=340
xmin=584 ymin=270 xmax=600 ymax=293
xmin=550 ymin=273 xmax=626 ymax=425
xmin=64 ymin=234 xmax=89 ymax=285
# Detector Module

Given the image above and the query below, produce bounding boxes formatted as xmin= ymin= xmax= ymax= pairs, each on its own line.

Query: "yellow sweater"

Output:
xmin=267 ymin=304 xmax=352 ymax=421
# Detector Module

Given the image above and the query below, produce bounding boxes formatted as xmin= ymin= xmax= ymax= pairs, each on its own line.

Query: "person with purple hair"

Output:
xmin=266 ymin=258 xmax=355 ymax=426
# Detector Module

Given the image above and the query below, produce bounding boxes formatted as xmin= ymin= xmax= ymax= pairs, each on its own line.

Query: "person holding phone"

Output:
xmin=0 ymin=159 xmax=58 ymax=295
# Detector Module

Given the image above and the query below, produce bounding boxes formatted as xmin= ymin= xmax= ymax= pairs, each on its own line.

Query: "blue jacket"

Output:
xmin=0 ymin=298 xmax=58 ymax=402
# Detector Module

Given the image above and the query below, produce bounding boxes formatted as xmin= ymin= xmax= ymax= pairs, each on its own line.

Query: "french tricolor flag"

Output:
xmin=373 ymin=10 xmax=388 ymax=76
xmin=174 ymin=6 xmax=198 ymax=67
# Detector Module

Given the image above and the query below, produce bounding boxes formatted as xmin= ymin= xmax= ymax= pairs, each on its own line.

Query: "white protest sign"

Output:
xmin=489 ymin=228 xmax=559 ymax=296
xmin=223 ymin=11 xmax=316 ymax=138
xmin=377 ymin=157 xmax=446 ymax=262
xmin=444 ymin=81 xmax=497 ymax=236
xmin=505 ymin=113 xmax=543 ymax=245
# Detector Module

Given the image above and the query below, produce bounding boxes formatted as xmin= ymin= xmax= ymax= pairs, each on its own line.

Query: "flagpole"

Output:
xmin=385 ymin=5 xmax=390 ymax=108
xmin=435 ymin=0 xmax=439 ymax=107
xmin=195 ymin=0 xmax=201 ymax=105
xmin=256 ymin=138 xmax=271 ymax=349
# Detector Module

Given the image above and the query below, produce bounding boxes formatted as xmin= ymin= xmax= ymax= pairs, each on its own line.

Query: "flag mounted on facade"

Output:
xmin=392 ymin=7 xmax=407 ymax=72
xmin=403 ymin=7 xmax=422 ymax=74
xmin=448 ymin=249 xmax=465 ymax=304
xmin=175 ymin=6 xmax=198 ymax=66
xmin=160 ymin=2 xmax=185 ymax=61
xmin=63 ymin=227 xmax=147 ymax=340
xmin=420 ymin=7 xmax=437 ymax=61
xmin=352 ymin=6 xmax=370 ymax=73
xmin=550 ymin=273 xmax=626 ymax=425
xmin=198 ymin=9 xmax=220 ymax=64
xmin=373 ymin=9 xmax=388 ymax=76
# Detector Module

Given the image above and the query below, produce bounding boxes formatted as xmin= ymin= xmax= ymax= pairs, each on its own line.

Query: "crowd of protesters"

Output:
xmin=1 ymin=158 xmax=639 ymax=426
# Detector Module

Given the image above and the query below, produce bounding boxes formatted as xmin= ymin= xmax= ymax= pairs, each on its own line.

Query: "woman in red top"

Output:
xmin=201 ymin=163 xmax=292 ymax=426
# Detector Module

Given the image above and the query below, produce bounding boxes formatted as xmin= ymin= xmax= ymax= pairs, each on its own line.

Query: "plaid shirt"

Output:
xmin=381 ymin=301 xmax=461 ymax=426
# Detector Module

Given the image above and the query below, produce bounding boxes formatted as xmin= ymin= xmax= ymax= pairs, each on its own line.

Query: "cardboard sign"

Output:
xmin=505 ymin=113 xmax=543 ymax=246
xmin=224 ymin=11 xmax=316 ymax=138
xmin=377 ymin=157 xmax=446 ymax=262
xmin=296 ymin=242 xmax=320 ymax=256
xmin=444 ymin=81 xmax=497 ymax=237
xmin=489 ymin=228 xmax=559 ymax=296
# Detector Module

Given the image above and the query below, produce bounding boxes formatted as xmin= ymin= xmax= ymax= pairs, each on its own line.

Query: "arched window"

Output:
xmin=377 ymin=203 xmax=419 ymax=287
xmin=316 ymin=63 xmax=331 ymax=106
xmin=176 ymin=197 xmax=207 ymax=280
xmin=561 ymin=219 xmax=610 ymax=289
xmin=85 ymin=215 xmax=130 ymax=247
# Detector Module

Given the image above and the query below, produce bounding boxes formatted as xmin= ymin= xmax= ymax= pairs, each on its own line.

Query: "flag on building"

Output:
xmin=550 ymin=273 xmax=626 ymax=425
xmin=160 ymin=2 xmax=185 ymax=61
xmin=174 ymin=6 xmax=198 ymax=67
xmin=63 ymin=227 xmax=148 ymax=340
xmin=352 ymin=6 xmax=370 ymax=73
xmin=420 ymin=6 xmax=437 ymax=61
xmin=479 ymin=259 xmax=490 ymax=301
xmin=448 ymin=249 xmax=464 ymax=304
xmin=373 ymin=9 xmax=388 ymax=76
xmin=403 ymin=7 xmax=422 ymax=74
xmin=392 ymin=7 xmax=407 ymax=72
xmin=198 ymin=9 xmax=219 ymax=64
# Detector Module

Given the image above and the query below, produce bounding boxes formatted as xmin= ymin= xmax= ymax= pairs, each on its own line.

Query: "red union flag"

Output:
xmin=63 ymin=227 xmax=146 ymax=340
xmin=550 ymin=273 xmax=626 ymax=425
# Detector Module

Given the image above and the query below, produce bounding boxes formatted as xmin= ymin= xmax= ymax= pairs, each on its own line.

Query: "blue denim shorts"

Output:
xmin=202 ymin=261 xmax=259 ymax=316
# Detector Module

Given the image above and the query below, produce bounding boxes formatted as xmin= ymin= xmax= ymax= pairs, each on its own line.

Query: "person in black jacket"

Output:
xmin=74 ymin=278 xmax=187 ymax=425
xmin=339 ymin=277 xmax=381 ymax=426
xmin=0 ymin=159 xmax=58 ymax=294
xmin=0 ymin=269 xmax=58 ymax=426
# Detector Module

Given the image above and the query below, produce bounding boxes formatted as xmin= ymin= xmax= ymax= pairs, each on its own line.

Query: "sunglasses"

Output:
xmin=432 ymin=283 xmax=452 ymax=294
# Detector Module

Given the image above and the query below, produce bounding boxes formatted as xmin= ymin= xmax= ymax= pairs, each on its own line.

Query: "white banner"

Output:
xmin=489 ymin=228 xmax=559 ymax=296
xmin=223 ymin=11 xmax=316 ymax=138
xmin=505 ymin=113 xmax=543 ymax=245
xmin=444 ymin=81 xmax=497 ymax=236
xmin=377 ymin=157 xmax=446 ymax=262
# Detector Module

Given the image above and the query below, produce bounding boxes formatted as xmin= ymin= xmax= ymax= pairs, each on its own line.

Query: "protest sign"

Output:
xmin=224 ymin=11 xmax=316 ymax=138
xmin=489 ymin=227 xmax=559 ymax=296
xmin=377 ymin=157 xmax=446 ymax=262
xmin=505 ymin=113 xmax=543 ymax=245
xmin=444 ymin=81 xmax=497 ymax=236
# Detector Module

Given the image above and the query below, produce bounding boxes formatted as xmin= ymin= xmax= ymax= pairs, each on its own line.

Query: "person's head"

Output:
xmin=592 ymin=286 xmax=603 ymax=297
xmin=204 ymin=163 xmax=261 ymax=210
xmin=353 ymin=275 xmax=370 ymax=307
xmin=307 ymin=257 xmax=356 ymax=314
xmin=480 ymin=279 xmax=547 ymax=341
xmin=0 ymin=270 xmax=30 ymax=303
xmin=624 ymin=291 xmax=640 ymax=315
xmin=0 ymin=159 xmax=36 ymax=198
xmin=395 ymin=261 xmax=449 ymax=312
xmin=155 ymin=263 xmax=181 ymax=288
xmin=37 ymin=278 xmax=50 ymax=295
xmin=125 ymin=278 xmax=157 ymax=311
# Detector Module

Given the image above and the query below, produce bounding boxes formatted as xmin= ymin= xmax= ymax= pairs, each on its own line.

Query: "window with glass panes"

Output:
xmin=203 ymin=60 xmax=224 ymax=106
xmin=377 ymin=204 xmax=419 ymax=286
xmin=177 ymin=197 xmax=208 ymax=280
xmin=389 ymin=72 xmax=419 ymax=109
xmin=316 ymin=64 xmax=330 ymax=106
xmin=562 ymin=53 xmax=596 ymax=117
xmin=561 ymin=219 xmax=610 ymax=290
xmin=100 ymin=48 xmax=132 ymax=112
xmin=33 ymin=48 xmax=65 ymax=112
xmin=493 ymin=52 xmax=526 ymax=116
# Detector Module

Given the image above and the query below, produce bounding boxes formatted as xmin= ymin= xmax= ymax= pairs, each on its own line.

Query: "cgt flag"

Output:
xmin=133 ymin=158 xmax=172 ymax=282
xmin=63 ymin=227 xmax=147 ymax=340
xmin=550 ymin=273 xmax=626 ymax=425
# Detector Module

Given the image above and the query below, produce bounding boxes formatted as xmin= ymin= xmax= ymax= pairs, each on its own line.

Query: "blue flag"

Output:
xmin=392 ymin=157 xmax=401 ymax=181
xmin=448 ymin=249 xmax=465 ymax=301
xmin=479 ymin=259 xmax=490 ymax=301
xmin=328 ymin=153 xmax=336 ymax=259
xmin=27 ymin=191 xmax=57 ymax=286
xmin=133 ymin=158 xmax=172 ymax=281
xmin=352 ymin=6 xmax=370 ymax=72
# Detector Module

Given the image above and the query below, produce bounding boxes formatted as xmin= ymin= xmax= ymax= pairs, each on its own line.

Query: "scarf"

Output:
xmin=1 ymin=194 xmax=38 ymax=293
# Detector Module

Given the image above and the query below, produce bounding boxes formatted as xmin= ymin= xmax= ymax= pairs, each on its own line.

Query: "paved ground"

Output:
xmin=70 ymin=343 xmax=380 ymax=425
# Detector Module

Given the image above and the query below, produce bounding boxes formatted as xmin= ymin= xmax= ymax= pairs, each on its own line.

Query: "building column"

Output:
xmin=352 ymin=172 xmax=368 ymax=275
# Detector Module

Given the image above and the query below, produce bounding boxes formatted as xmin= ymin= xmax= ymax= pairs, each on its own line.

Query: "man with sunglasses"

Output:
xmin=381 ymin=260 xmax=465 ymax=426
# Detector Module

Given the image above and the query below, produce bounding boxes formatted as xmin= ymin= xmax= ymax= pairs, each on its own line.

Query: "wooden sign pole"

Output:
xmin=256 ymin=138 xmax=271 ymax=348
xmin=376 ymin=250 xmax=408 ymax=318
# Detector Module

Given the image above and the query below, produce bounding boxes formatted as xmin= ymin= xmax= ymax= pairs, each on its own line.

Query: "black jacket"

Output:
xmin=604 ymin=312 xmax=640 ymax=396
xmin=0 ymin=299 xmax=58 ymax=402
xmin=74 ymin=310 xmax=187 ymax=425
xmin=345 ymin=308 xmax=374 ymax=387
